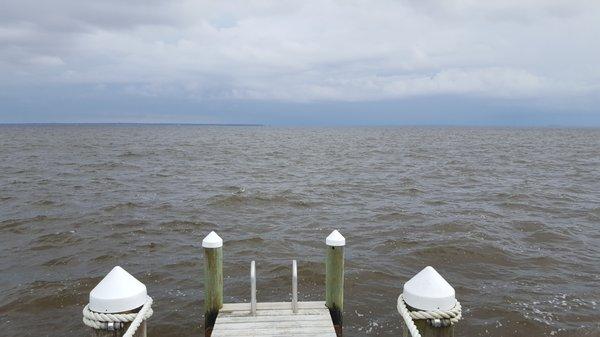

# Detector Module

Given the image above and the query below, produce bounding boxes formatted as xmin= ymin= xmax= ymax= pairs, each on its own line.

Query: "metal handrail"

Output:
xmin=249 ymin=260 xmax=299 ymax=315
xmin=292 ymin=260 xmax=298 ymax=313
xmin=251 ymin=260 xmax=256 ymax=316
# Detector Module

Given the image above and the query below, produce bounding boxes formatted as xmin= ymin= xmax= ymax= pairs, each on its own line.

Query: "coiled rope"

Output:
xmin=83 ymin=296 xmax=153 ymax=337
xmin=397 ymin=294 xmax=462 ymax=337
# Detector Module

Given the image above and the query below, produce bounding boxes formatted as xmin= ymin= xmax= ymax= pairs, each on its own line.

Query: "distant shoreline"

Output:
xmin=0 ymin=122 xmax=265 ymax=126
xmin=1 ymin=123 xmax=599 ymax=129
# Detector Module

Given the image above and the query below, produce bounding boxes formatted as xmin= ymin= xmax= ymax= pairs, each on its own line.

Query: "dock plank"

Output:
xmin=212 ymin=301 xmax=336 ymax=337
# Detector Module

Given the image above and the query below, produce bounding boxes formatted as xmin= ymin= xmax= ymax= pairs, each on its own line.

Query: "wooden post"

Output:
xmin=203 ymin=231 xmax=223 ymax=337
xmin=402 ymin=320 xmax=454 ymax=337
xmin=132 ymin=322 xmax=146 ymax=337
xmin=325 ymin=230 xmax=345 ymax=336
xmin=91 ymin=321 xmax=146 ymax=337
xmin=401 ymin=266 xmax=458 ymax=337
xmin=87 ymin=266 xmax=149 ymax=337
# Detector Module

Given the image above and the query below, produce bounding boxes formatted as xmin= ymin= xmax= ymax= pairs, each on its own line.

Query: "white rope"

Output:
xmin=397 ymin=294 xmax=462 ymax=337
xmin=83 ymin=296 xmax=153 ymax=337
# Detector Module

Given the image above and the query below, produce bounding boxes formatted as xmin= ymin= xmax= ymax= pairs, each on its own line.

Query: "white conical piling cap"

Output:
xmin=89 ymin=266 xmax=148 ymax=313
xmin=202 ymin=231 xmax=223 ymax=248
xmin=326 ymin=230 xmax=346 ymax=246
xmin=403 ymin=266 xmax=456 ymax=311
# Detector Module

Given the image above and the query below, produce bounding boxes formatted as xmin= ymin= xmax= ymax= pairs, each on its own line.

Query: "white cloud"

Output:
xmin=1 ymin=0 xmax=599 ymax=102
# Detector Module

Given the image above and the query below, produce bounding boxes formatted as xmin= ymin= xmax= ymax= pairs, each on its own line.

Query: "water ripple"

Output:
xmin=1 ymin=125 xmax=599 ymax=337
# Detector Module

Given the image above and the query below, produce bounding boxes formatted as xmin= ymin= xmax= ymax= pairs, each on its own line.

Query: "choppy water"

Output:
xmin=1 ymin=125 xmax=599 ymax=337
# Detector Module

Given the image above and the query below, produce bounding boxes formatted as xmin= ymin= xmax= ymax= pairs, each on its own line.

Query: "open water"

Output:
xmin=1 ymin=125 xmax=599 ymax=336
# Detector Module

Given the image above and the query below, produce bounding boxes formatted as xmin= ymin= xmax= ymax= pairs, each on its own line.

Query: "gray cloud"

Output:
xmin=1 ymin=0 xmax=599 ymax=118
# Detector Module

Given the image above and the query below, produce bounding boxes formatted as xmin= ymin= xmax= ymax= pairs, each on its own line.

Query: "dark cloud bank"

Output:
xmin=1 ymin=0 xmax=599 ymax=125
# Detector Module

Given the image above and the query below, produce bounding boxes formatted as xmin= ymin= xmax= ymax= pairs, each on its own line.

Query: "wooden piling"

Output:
xmin=325 ymin=230 xmax=345 ymax=336
xmin=87 ymin=266 xmax=149 ymax=337
xmin=91 ymin=321 xmax=146 ymax=337
xmin=402 ymin=320 xmax=454 ymax=337
xmin=401 ymin=266 xmax=459 ymax=337
xmin=203 ymin=231 xmax=223 ymax=336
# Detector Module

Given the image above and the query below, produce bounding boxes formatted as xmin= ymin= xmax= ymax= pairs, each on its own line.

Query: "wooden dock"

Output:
xmin=81 ymin=231 xmax=463 ymax=337
xmin=211 ymin=301 xmax=337 ymax=337
xmin=203 ymin=232 xmax=345 ymax=337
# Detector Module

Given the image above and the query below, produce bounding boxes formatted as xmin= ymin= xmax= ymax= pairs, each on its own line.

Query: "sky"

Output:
xmin=1 ymin=0 xmax=600 ymax=126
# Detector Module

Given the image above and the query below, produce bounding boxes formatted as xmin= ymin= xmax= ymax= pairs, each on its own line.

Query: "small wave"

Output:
xmin=207 ymin=191 xmax=319 ymax=209
xmin=512 ymin=220 xmax=546 ymax=232
xmin=587 ymin=207 xmax=600 ymax=221
xmin=41 ymin=255 xmax=74 ymax=267
xmin=155 ymin=202 xmax=173 ymax=210
xmin=164 ymin=259 xmax=199 ymax=270
xmin=0 ymin=215 xmax=51 ymax=233
xmin=414 ymin=243 xmax=516 ymax=267
xmin=374 ymin=211 xmax=426 ymax=222
xmin=423 ymin=199 xmax=447 ymax=206
xmin=32 ymin=199 xmax=57 ymax=206
xmin=117 ymin=151 xmax=144 ymax=158
xmin=227 ymin=236 xmax=265 ymax=246
xmin=436 ymin=221 xmax=477 ymax=233
xmin=1 ymin=278 xmax=97 ymax=314
xmin=523 ymin=230 xmax=570 ymax=245
xmin=495 ymin=192 xmax=530 ymax=201
xmin=404 ymin=187 xmax=425 ymax=195
xmin=30 ymin=231 xmax=81 ymax=251
xmin=102 ymin=201 xmax=143 ymax=211
xmin=498 ymin=201 xmax=554 ymax=213
xmin=81 ymin=161 xmax=140 ymax=170
xmin=92 ymin=254 xmax=115 ymax=262
xmin=159 ymin=220 xmax=215 ymax=234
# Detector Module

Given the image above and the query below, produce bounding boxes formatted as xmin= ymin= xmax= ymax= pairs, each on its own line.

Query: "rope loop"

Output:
xmin=83 ymin=296 xmax=153 ymax=337
xmin=397 ymin=294 xmax=462 ymax=337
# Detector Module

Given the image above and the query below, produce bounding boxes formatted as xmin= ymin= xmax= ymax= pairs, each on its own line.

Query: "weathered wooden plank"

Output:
xmin=213 ymin=327 xmax=335 ymax=336
xmin=217 ymin=310 xmax=331 ymax=323
xmin=217 ymin=317 xmax=331 ymax=321
xmin=220 ymin=301 xmax=327 ymax=312
xmin=213 ymin=330 xmax=336 ymax=337
xmin=213 ymin=320 xmax=333 ymax=329
xmin=217 ymin=316 xmax=331 ymax=326
xmin=212 ymin=301 xmax=336 ymax=337
xmin=222 ymin=308 xmax=328 ymax=317
xmin=213 ymin=331 xmax=336 ymax=337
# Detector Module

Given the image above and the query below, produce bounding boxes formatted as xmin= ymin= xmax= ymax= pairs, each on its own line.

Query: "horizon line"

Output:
xmin=1 ymin=122 xmax=600 ymax=129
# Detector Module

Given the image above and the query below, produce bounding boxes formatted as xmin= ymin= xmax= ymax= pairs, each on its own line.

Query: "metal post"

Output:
xmin=251 ymin=260 xmax=257 ymax=316
xmin=292 ymin=260 xmax=298 ymax=313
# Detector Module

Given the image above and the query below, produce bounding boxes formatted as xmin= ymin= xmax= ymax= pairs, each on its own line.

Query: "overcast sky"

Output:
xmin=1 ymin=0 xmax=599 ymax=125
